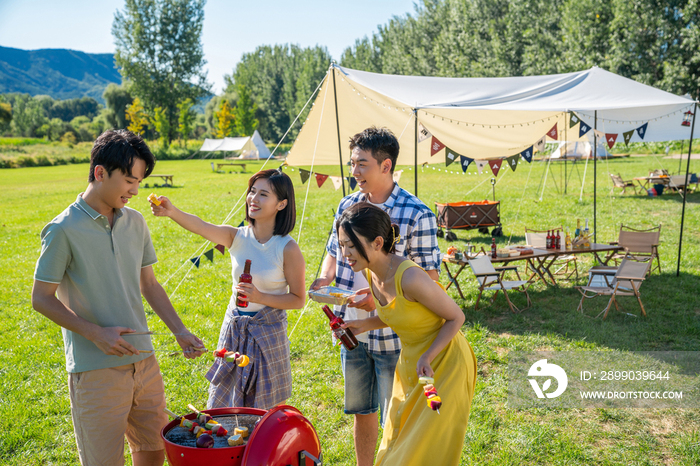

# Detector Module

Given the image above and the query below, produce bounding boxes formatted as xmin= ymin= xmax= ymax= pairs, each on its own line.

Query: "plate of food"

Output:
xmin=308 ymin=286 xmax=356 ymax=305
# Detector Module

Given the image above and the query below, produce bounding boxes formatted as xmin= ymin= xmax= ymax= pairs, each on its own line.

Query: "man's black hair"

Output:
xmin=348 ymin=127 xmax=400 ymax=174
xmin=88 ymin=130 xmax=155 ymax=182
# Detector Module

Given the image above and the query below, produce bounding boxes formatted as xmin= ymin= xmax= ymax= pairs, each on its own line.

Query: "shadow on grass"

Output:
xmin=460 ymin=271 xmax=700 ymax=352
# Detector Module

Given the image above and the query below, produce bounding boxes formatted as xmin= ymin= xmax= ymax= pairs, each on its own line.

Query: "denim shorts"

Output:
xmin=340 ymin=342 xmax=400 ymax=427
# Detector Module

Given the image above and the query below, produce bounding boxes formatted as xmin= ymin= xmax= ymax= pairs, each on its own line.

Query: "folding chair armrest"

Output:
xmin=614 ymin=275 xmax=645 ymax=281
xmin=495 ymin=265 xmax=519 ymax=271
xmin=473 ymin=271 xmax=500 ymax=278
xmin=609 ymin=241 xmax=619 ymax=245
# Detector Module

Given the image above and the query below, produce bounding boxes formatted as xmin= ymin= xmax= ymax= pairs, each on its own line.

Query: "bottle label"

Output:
xmin=334 ymin=328 xmax=348 ymax=339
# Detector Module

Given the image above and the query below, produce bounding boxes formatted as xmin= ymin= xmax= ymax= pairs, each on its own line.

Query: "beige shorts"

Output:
xmin=68 ymin=355 xmax=167 ymax=466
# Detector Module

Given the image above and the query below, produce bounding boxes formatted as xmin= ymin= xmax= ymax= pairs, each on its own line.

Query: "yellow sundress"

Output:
xmin=371 ymin=261 xmax=477 ymax=466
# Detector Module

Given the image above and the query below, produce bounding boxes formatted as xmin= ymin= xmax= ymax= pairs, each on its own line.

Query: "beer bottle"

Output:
xmin=491 ymin=237 xmax=497 ymax=258
xmin=321 ymin=305 xmax=359 ymax=351
xmin=236 ymin=260 xmax=253 ymax=308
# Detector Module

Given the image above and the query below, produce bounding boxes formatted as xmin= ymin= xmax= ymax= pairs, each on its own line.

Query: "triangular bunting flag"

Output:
xmin=636 ymin=123 xmax=648 ymax=139
xmin=393 ymin=170 xmax=403 ymax=184
xmin=203 ymin=249 xmax=214 ymax=262
xmin=445 ymin=147 xmax=458 ymax=167
xmin=489 ymin=159 xmax=503 ymax=176
xmin=535 ymin=136 xmax=546 ymax=152
xmin=348 ymin=177 xmax=357 ymax=190
xmin=190 ymin=256 xmax=201 ymax=268
xmin=459 ymin=155 xmax=473 ymax=173
xmin=329 ymin=176 xmax=343 ymax=191
xmin=579 ymin=121 xmax=591 ymax=137
xmin=546 ymin=124 xmax=558 ymax=140
xmin=418 ymin=123 xmax=432 ymax=142
xmin=605 ymin=133 xmax=618 ymax=149
xmin=238 ymin=220 xmax=244 ymax=227
xmin=569 ymin=112 xmax=580 ymax=128
xmin=315 ymin=173 xmax=328 ymax=188
xmin=299 ymin=169 xmax=310 ymax=184
xmin=215 ymin=244 xmax=225 ymax=255
xmin=623 ymin=130 xmax=634 ymax=146
xmin=520 ymin=146 xmax=534 ymax=163
xmin=506 ymin=154 xmax=519 ymax=172
xmin=476 ymin=160 xmax=487 ymax=175
xmin=430 ymin=136 xmax=445 ymax=156
xmin=593 ymin=129 xmax=605 ymax=140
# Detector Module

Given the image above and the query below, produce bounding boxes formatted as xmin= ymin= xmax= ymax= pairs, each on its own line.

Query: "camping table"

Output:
xmin=633 ymin=175 xmax=669 ymax=191
xmin=442 ymin=244 xmax=624 ymax=297
xmin=150 ymin=174 xmax=174 ymax=186
xmin=215 ymin=162 xmax=247 ymax=172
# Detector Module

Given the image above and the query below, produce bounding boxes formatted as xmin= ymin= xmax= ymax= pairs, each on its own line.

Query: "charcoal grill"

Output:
xmin=162 ymin=405 xmax=322 ymax=466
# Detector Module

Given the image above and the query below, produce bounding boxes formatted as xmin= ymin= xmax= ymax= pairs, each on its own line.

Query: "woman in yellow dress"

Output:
xmin=337 ymin=203 xmax=477 ymax=465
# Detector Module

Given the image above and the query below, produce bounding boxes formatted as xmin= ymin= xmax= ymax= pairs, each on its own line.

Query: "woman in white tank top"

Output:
xmin=150 ymin=169 xmax=306 ymax=409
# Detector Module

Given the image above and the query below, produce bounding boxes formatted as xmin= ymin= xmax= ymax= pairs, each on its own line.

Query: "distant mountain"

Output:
xmin=0 ymin=45 xmax=121 ymax=103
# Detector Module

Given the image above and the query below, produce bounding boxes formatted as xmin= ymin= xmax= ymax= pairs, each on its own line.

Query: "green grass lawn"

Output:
xmin=1 ymin=155 xmax=699 ymax=465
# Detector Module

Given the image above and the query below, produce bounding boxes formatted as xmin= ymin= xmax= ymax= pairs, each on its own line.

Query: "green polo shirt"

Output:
xmin=34 ymin=195 xmax=156 ymax=373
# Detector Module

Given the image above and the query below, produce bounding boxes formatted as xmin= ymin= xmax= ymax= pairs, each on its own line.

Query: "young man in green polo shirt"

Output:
xmin=32 ymin=130 xmax=205 ymax=466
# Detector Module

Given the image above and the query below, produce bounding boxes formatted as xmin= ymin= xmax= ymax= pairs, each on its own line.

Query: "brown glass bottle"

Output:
xmin=236 ymin=260 xmax=252 ymax=308
xmin=321 ymin=305 xmax=359 ymax=351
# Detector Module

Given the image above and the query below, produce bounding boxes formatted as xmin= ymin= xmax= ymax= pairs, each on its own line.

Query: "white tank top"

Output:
xmin=228 ymin=226 xmax=293 ymax=313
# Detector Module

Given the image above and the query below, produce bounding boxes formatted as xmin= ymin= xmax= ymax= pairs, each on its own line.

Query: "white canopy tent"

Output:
xmin=549 ymin=140 xmax=611 ymax=159
xmin=287 ymin=64 xmax=698 ymax=275
xmin=197 ymin=130 xmax=272 ymax=160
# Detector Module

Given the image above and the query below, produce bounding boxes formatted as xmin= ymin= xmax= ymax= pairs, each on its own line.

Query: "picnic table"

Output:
xmin=442 ymin=243 xmax=623 ymax=299
xmin=213 ymin=162 xmax=247 ymax=173
xmin=633 ymin=175 xmax=669 ymax=191
xmin=150 ymin=174 xmax=174 ymax=186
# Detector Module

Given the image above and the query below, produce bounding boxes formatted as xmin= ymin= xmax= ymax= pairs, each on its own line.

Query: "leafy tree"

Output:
xmin=177 ymin=98 xmax=196 ymax=144
xmin=205 ymin=92 xmax=237 ymax=136
xmin=226 ymin=44 xmax=330 ymax=142
xmin=0 ymin=102 xmax=11 ymax=131
xmin=10 ymin=95 xmax=48 ymax=137
xmin=103 ymin=83 xmax=134 ymax=129
xmin=47 ymin=97 xmax=100 ymax=122
xmin=125 ymin=97 xmax=149 ymax=134
xmin=152 ymin=106 xmax=170 ymax=148
xmin=214 ymin=100 xmax=236 ymax=138
xmin=233 ymin=84 xmax=258 ymax=136
xmin=113 ymin=0 xmax=211 ymax=144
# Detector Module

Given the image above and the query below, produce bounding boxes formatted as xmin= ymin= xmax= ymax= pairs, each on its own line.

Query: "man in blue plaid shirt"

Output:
xmin=311 ymin=127 xmax=440 ymax=466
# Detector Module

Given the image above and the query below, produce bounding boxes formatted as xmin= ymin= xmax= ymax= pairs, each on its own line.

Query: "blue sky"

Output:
xmin=0 ymin=0 xmax=417 ymax=94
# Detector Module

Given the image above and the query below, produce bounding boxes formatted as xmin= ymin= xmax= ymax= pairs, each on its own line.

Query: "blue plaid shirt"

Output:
xmin=327 ymin=183 xmax=440 ymax=354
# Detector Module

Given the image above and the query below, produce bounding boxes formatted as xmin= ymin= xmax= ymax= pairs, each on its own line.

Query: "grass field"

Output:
xmin=1 ymin=154 xmax=699 ymax=465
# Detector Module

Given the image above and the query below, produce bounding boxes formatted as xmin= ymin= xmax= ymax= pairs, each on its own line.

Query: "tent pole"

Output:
xmin=676 ymin=101 xmax=697 ymax=277
xmin=331 ymin=64 xmax=346 ymax=197
xmin=679 ymin=140 xmax=684 ymax=174
xmin=594 ymin=110 xmax=597 ymax=244
xmin=414 ymin=109 xmax=418 ymax=196
xmin=564 ymin=112 xmax=568 ymax=194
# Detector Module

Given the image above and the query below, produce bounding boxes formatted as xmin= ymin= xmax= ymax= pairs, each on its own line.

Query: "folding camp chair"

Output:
xmin=525 ymin=227 xmax=579 ymax=280
xmin=468 ymin=256 xmax=531 ymax=313
xmin=576 ymin=258 xmax=650 ymax=319
xmin=609 ymin=173 xmax=639 ymax=195
xmin=603 ymin=224 xmax=661 ymax=275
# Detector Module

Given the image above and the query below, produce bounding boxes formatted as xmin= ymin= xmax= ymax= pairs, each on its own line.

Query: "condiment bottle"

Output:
xmin=321 ymin=305 xmax=359 ymax=351
xmin=556 ymin=230 xmax=561 ymax=250
xmin=236 ymin=260 xmax=253 ymax=308
xmin=565 ymin=228 xmax=572 ymax=250
xmin=491 ymin=238 xmax=497 ymax=258
xmin=546 ymin=230 xmax=552 ymax=249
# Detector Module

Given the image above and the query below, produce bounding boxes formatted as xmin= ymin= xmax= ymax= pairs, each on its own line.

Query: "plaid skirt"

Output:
xmin=206 ymin=305 xmax=291 ymax=410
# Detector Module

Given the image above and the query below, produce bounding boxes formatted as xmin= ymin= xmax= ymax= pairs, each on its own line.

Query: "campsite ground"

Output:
xmin=1 ymin=155 xmax=699 ymax=465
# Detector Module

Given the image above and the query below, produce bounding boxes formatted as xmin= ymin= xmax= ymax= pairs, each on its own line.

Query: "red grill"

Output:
xmin=162 ymin=405 xmax=322 ymax=466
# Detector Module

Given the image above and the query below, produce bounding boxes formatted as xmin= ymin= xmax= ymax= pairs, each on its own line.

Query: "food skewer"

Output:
xmin=419 ymin=376 xmax=442 ymax=414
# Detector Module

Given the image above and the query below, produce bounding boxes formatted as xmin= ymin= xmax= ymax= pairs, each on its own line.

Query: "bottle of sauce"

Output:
xmin=236 ymin=260 xmax=253 ymax=308
xmin=546 ymin=230 xmax=552 ymax=249
xmin=491 ymin=237 xmax=497 ymax=258
xmin=565 ymin=227 xmax=572 ymax=250
xmin=556 ymin=230 xmax=561 ymax=250
xmin=321 ymin=305 xmax=359 ymax=351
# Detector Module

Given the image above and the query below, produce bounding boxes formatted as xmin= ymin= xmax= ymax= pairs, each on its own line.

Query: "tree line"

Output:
xmin=4 ymin=0 xmax=700 ymax=149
